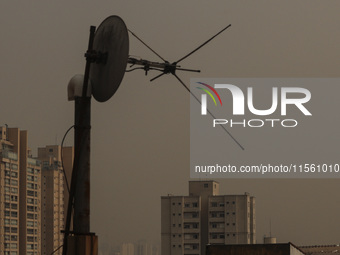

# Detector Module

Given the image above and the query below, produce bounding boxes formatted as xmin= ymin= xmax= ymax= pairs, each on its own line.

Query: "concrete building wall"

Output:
xmin=19 ymin=130 xmax=42 ymax=255
xmin=208 ymin=193 xmax=255 ymax=245
xmin=161 ymin=181 xmax=255 ymax=255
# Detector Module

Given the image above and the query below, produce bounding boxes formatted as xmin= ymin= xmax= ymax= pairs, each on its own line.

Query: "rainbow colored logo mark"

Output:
xmin=196 ymin=82 xmax=222 ymax=115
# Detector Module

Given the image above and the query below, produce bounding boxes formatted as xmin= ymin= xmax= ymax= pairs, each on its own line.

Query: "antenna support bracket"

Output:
xmin=84 ymin=50 xmax=108 ymax=64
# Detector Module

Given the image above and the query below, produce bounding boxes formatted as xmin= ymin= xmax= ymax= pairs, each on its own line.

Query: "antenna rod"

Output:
xmin=128 ymin=29 xmax=167 ymax=62
xmin=173 ymin=74 xmax=244 ymax=150
xmin=82 ymin=26 xmax=96 ymax=97
xmin=176 ymin=24 xmax=231 ymax=64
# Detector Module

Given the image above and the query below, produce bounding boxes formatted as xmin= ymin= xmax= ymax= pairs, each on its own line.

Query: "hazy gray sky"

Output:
xmin=1 ymin=0 xmax=340 ymax=249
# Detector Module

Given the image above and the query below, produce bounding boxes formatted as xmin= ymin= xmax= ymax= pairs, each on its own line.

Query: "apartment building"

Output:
xmin=38 ymin=145 xmax=73 ymax=255
xmin=161 ymin=180 xmax=256 ymax=255
xmin=0 ymin=126 xmax=41 ymax=255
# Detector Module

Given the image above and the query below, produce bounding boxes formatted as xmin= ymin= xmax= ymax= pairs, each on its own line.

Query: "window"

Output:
xmin=211 ymin=202 xmax=217 ymax=207
xmin=204 ymin=183 xmax=208 ymax=188
xmin=184 ymin=203 xmax=190 ymax=208
xmin=212 ymin=223 xmax=217 ymax=228
xmin=193 ymin=202 xmax=198 ymax=207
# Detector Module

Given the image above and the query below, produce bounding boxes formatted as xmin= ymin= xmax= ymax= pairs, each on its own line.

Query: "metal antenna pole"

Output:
xmin=63 ymin=25 xmax=98 ymax=255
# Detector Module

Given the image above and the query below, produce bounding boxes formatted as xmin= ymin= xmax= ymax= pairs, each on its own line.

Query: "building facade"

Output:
xmin=0 ymin=127 xmax=42 ymax=255
xmin=38 ymin=145 xmax=73 ymax=255
xmin=161 ymin=181 xmax=256 ymax=255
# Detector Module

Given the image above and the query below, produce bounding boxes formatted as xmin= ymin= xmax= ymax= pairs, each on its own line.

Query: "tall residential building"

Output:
xmin=121 ymin=243 xmax=135 ymax=255
xmin=38 ymin=145 xmax=73 ymax=255
xmin=136 ymin=241 xmax=153 ymax=255
xmin=0 ymin=126 xmax=42 ymax=255
xmin=161 ymin=180 xmax=256 ymax=255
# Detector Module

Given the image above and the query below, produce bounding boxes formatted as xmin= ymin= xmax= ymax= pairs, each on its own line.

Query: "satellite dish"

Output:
xmin=90 ymin=15 xmax=129 ymax=102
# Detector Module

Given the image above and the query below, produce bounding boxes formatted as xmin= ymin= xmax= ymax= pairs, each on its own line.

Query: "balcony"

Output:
xmin=1 ymin=151 xmax=18 ymax=161
xmin=27 ymin=158 xmax=41 ymax=167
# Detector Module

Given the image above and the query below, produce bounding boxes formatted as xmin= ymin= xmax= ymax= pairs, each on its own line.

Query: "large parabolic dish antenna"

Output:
xmin=90 ymin=15 xmax=129 ymax=102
